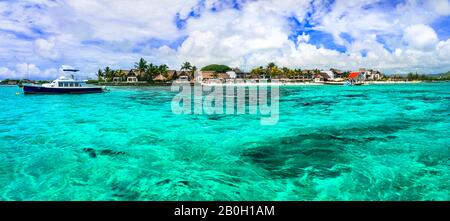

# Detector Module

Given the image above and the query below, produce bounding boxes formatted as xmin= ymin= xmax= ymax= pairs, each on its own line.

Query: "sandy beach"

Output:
xmin=199 ymin=81 xmax=423 ymax=86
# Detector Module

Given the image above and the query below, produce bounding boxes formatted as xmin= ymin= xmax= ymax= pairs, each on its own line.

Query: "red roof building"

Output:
xmin=348 ymin=72 xmax=360 ymax=79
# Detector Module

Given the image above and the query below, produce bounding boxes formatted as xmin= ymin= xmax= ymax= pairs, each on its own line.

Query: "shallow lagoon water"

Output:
xmin=0 ymin=83 xmax=448 ymax=200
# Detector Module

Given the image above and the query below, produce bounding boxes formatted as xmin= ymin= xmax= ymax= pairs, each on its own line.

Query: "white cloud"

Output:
xmin=402 ymin=24 xmax=439 ymax=51
xmin=428 ymin=0 xmax=450 ymax=16
xmin=0 ymin=67 xmax=15 ymax=79
xmin=0 ymin=63 xmax=59 ymax=80
xmin=35 ymin=37 xmax=60 ymax=59
xmin=1 ymin=0 xmax=450 ymax=79
xmin=63 ymin=0 xmax=199 ymax=42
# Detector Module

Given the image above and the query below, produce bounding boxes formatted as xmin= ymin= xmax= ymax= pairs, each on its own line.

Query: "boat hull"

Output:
xmin=23 ymin=85 xmax=103 ymax=94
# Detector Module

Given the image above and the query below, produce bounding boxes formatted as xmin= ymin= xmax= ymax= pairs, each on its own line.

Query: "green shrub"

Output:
xmin=200 ymin=64 xmax=232 ymax=73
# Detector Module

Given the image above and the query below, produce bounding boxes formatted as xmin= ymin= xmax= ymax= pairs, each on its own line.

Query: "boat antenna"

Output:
xmin=27 ymin=63 xmax=29 ymax=80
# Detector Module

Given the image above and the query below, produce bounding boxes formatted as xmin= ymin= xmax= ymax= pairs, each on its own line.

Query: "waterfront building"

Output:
xmin=320 ymin=70 xmax=335 ymax=80
xmin=127 ymin=71 xmax=138 ymax=83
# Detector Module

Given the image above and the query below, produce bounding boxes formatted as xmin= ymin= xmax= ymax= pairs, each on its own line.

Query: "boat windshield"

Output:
xmin=58 ymin=82 xmax=85 ymax=87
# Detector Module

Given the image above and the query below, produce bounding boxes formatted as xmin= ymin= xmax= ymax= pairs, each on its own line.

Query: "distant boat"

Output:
xmin=344 ymin=80 xmax=363 ymax=86
xmin=22 ymin=68 xmax=105 ymax=94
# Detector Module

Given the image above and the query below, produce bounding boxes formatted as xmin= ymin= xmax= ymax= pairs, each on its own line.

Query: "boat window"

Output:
xmin=58 ymin=82 xmax=63 ymax=87
xmin=64 ymin=83 xmax=68 ymax=87
xmin=75 ymin=83 xmax=79 ymax=87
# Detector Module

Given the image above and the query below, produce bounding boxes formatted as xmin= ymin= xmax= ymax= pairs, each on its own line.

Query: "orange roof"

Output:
xmin=348 ymin=72 xmax=360 ymax=79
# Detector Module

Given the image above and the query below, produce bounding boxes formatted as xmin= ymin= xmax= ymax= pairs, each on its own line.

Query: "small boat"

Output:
xmin=22 ymin=68 xmax=105 ymax=94
xmin=344 ymin=80 xmax=364 ymax=86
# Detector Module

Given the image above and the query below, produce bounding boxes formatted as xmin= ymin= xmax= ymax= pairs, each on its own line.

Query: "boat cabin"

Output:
xmin=41 ymin=69 xmax=89 ymax=88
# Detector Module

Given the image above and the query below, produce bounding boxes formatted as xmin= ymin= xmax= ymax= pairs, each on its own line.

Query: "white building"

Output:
xmin=320 ymin=70 xmax=334 ymax=80
xmin=226 ymin=71 xmax=237 ymax=79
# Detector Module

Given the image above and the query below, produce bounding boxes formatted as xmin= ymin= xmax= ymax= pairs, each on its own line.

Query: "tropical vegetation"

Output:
xmin=180 ymin=61 xmax=196 ymax=79
xmin=200 ymin=64 xmax=232 ymax=73
xmin=97 ymin=58 xmax=172 ymax=82
xmin=250 ymin=62 xmax=315 ymax=79
xmin=94 ymin=59 xmax=450 ymax=83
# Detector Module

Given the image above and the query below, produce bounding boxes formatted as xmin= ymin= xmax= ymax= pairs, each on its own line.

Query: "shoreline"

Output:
xmin=3 ymin=80 xmax=447 ymax=88
xmin=199 ymin=80 xmax=425 ymax=86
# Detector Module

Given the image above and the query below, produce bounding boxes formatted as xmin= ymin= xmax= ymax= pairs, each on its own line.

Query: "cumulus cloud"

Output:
xmin=0 ymin=0 xmax=450 ymax=80
xmin=403 ymin=24 xmax=439 ymax=51
xmin=428 ymin=0 xmax=450 ymax=16
xmin=35 ymin=37 xmax=60 ymax=59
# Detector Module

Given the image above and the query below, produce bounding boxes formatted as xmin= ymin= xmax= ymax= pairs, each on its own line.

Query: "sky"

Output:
xmin=1 ymin=0 xmax=450 ymax=80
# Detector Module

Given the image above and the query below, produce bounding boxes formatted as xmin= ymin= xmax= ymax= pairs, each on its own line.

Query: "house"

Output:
xmin=302 ymin=70 xmax=314 ymax=80
xmin=313 ymin=74 xmax=324 ymax=83
xmin=372 ymin=70 xmax=384 ymax=80
xmin=112 ymin=77 xmax=122 ymax=83
xmin=358 ymin=68 xmax=384 ymax=81
xmin=226 ymin=71 xmax=237 ymax=79
xmin=194 ymin=71 xmax=202 ymax=82
xmin=200 ymin=71 xmax=217 ymax=80
xmin=167 ymin=70 xmax=177 ymax=80
xmin=235 ymin=72 xmax=248 ymax=79
xmin=330 ymin=68 xmax=344 ymax=78
xmin=153 ymin=74 xmax=167 ymax=82
xmin=218 ymin=73 xmax=230 ymax=79
xmin=130 ymin=69 xmax=144 ymax=79
xmin=359 ymin=68 xmax=376 ymax=80
xmin=177 ymin=71 xmax=191 ymax=79
xmin=320 ymin=70 xmax=334 ymax=80
xmin=348 ymin=71 xmax=365 ymax=83
xmin=198 ymin=71 xmax=230 ymax=81
xmin=127 ymin=71 xmax=138 ymax=83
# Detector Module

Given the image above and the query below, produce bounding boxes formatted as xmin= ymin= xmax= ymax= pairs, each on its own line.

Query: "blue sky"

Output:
xmin=1 ymin=0 xmax=450 ymax=79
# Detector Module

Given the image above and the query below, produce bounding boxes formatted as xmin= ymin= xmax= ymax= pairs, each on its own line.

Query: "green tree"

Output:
xmin=135 ymin=58 xmax=148 ymax=78
xmin=97 ymin=69 xmax=104 ymax=81
xmin=104 ymin=66 xmax=113 ymax=81
xmin=266 ymin=62 xmax=279 ymax=78
xmin=181 ymin=62 xmax=193 ymax=72
xmin=281 ymin=67 xmax=289 ymax=77
xmin=181 ymin=62 xmax=194 ymax=79
xmin=158 ymin=64 xmax=169 ymax=77
xmin=144 ymin=63 xmax=157 ymax=82
xmin=200 ymin=64 xmax=232 ymax=73
xmin=250 ymin=66 xmax=265 ymax=78
xmin=115 ymin=70 xmax=127 ymax=81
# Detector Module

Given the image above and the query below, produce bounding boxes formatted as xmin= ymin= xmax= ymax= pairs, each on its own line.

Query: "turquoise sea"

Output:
xmin=0 ymin=83 xmax=448 ymax=200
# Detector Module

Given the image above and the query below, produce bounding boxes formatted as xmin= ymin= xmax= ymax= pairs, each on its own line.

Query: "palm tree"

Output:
xmin=250 ymin=66 xmax=264 ymax=79
xmin=282 ymin=67 xmax=289 ymax=78
xmin=145 ymin=63 xmax=156 ymax=82
xmin=97 ymin=69 xmax=104 ymax=81
xmin=181 ymin=62 xmax=192 ymax=72
xmin=266 ymin=62 xmax=277 ymax=79
xmin=114 ymin=70 xmax=126 ymax=81
xmin=135 ymin=58 xmax=148 ymax=79
xmin=181 ymin=62 xmax=194 ymax=79
xmin=104 ymin=66 xmax=113 ymax=81
xmin=267 ymin=62 xmax=276 ymax=70
xmin=159 ymin=64 xmax=169 ymax=77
